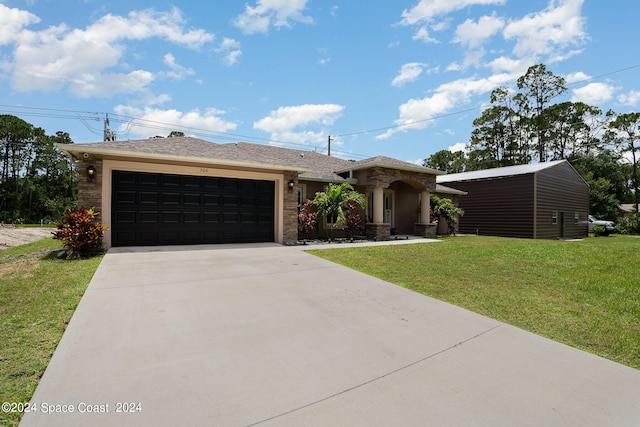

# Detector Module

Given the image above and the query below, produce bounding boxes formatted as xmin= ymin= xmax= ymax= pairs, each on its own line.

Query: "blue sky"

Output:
xmin=1 ymin=0 xmax=639 ymax=164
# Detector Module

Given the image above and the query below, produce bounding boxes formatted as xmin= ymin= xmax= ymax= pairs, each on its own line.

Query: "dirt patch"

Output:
xmin=0 ymin=225 xmax=55 ymax=250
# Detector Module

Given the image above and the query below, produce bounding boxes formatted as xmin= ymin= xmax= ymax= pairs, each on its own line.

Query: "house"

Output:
xmin=58 ymin=137 xmax=445 ymax=248
xmin=617 ymin=203 xmax=638 ymax=219
xmin=437 ymin=160 xmax=589 ymax=239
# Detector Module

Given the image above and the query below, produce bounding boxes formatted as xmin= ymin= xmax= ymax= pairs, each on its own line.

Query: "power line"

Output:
xmin=2 ymin=63 xmax=638 ymax=160
xmin=0 ymin=105 xmax=369 ymax=159
xmin=333 ymin=105 xmax=482 ymax=138
xmin=332 ymin=63 xmax=640 ymax=139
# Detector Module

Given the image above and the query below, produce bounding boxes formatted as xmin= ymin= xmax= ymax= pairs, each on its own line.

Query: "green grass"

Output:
xmin=0 ymin=238 xmax=102 ymax=427
xmin=310 ymin=235 xmax=640 ymax=370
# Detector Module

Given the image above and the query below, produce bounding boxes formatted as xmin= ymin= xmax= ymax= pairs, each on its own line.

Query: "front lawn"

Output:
xmin=310 ymin=235 xmax=640 ymax=370
xmin=0 ymin=238 xmax=102 ymax=427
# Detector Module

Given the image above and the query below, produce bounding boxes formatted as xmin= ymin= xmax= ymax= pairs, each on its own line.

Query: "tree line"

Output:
xmin=0 ymin=115 xmax=77 ymax=223
xmin=424 ymin=64 xmax=639 ymax=220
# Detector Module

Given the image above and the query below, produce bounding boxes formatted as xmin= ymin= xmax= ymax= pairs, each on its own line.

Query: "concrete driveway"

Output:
xmin=20 ymin=242 xmax=640 ymax=426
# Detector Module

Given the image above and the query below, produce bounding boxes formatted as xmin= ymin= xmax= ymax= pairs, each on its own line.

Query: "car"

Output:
xmin=588 ymin=215 xmax=616 ymax=234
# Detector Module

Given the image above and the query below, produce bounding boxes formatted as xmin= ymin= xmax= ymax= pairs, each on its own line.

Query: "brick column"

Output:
xmin=77 ymin=158 xmax=103 ymax=221
xmin=282 ymin=173 xmax=299 ymax=244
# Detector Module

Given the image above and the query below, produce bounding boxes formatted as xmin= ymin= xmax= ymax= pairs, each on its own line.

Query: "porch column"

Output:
xmin=372 ymin=186 xmax=384 ymax=223
xmin=420 ymin=191 xmax=430 ymax=224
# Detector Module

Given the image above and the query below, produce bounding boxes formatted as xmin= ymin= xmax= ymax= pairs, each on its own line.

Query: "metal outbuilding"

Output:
xmin=437 ymin=160 xmax=589 ymax=239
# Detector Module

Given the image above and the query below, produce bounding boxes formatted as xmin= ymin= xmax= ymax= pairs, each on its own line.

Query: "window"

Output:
xmin=552 ymin=211 xmax=558 ymax=224
xmin=297 ymin=184 xmax=306 ymax=208
xmin=574 ymin=212 xmax=579 ymax=224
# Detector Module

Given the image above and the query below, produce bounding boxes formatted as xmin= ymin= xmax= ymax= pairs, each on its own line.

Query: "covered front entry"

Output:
xmin=111 ymin=170 xmax=274 ymax=247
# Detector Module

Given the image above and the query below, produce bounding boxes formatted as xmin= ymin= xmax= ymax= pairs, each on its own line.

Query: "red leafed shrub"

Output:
xmin=298 ymin=199 xmax=317 ymax=235
xmin=52 ymin=208 xmax=107 ymax=258
xmin=343 ymin=200 xmax=363 ymax=240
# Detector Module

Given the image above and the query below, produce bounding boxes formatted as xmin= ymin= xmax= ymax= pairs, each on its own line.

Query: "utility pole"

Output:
xmin=327 ymin=135 xmax=332 ymax=156
xmin=103 ymin=114 xmax=116 ymax=141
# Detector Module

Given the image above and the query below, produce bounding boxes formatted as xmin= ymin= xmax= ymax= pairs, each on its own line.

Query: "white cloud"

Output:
xmin=564 ymin=71 xmax=590 ymax=84
xmin=486 ymin=56 xmax=529 ymax=74
xmin=378 ymin=73 xmax=512 ymax=139
xmin=571 ymin=82 xmax=614 ymax=105
xmin=619 ymin=90 xmax=640 ymax=107
xmin=392 ymin=63 xmax=429 ymax=87
xmin=161 ymin=53 xmax=196 ymax=80
xmin=254 ymin=104 xmax=344 ymax=146
xmin=233 ymin=0 xmax=313 ymax=35
xmin=412 ymin=27 xmax=437 ymax=43
xmin=401 ymin=0 xmax=506 ymax=26
xmin=454 ymin=13 xmax=504 ymax=49
xmin=70 ymin=70 xmax=155 ymax=98
xmin=503 ymin=0 xmax=587 ymax=60
xmin=448 ymin=142 xmax=469 ymax=153
xmin=0 ymin=3 xmax=39 ymax=45
xmin=215 ymin=38 xmax=242 ymax=66
xmin=9 ymin=7 xmax=214 ymax=95
xmin=114 ymin=105 xmax=238 ymax=139
xmin=401 ymin=0 xmax=506 ymax=42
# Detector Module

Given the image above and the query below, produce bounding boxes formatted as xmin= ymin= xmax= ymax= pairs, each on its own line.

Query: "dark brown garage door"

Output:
xmin=111 ymin=170 xmax=274 ymax=247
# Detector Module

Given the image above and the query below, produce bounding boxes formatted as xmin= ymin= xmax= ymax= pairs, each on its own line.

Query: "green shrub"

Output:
xmin=52 ymin=208 xmax=107 ymax=258
xmin=591 ymin=224 xmax=608 ymax=237
xmin=617 ymin=213 xmax=640 ymax=235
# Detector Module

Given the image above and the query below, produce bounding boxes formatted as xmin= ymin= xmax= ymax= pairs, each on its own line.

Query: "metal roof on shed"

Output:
xmin=437 ymin=160 xmax=567 ymax=183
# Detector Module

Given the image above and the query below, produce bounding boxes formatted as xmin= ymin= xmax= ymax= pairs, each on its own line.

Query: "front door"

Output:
xmin=384 ymin=190 xmax=394 ymax=226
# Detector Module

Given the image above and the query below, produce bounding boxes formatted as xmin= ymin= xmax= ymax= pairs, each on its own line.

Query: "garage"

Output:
xmin=111 ymin=170 xmax=275 ymax=247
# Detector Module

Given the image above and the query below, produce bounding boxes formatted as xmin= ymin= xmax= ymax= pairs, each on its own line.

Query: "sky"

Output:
xmin=1 ymin=0 xmax=639 ymax=164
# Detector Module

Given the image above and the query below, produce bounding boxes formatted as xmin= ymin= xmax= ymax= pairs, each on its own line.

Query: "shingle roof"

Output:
xmin=209 ymin=142 xmax=352 ymax=181
xmin=61 ymin=137 xmax=442 ymax=183
xmin=76 ymin=137 xmax=222 ymax=157
xmin=437 ymin=160 xmax=567 ymax=183
xmin=340 ymin=155 xmax=444 ymax=175
xmin=436 ymin=184 xmax=468 ymax=195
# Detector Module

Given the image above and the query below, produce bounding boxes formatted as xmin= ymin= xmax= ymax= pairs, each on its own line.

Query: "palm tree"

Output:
xmin=312 ymin=183 xmax=366 ymax=241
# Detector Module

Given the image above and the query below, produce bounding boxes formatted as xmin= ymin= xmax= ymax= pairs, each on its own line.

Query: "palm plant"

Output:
xmin=312 ymin=183 xmax=366 ymax=241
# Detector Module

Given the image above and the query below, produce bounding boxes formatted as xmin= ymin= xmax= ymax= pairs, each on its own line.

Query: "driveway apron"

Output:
xmin=20 ymin=242 xmax=640 ymax=426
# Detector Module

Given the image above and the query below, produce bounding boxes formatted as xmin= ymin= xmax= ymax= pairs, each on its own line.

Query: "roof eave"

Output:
xmin=299 ymin=175 xmax=357 ymax=185
xmin=338 ymin=162 xmax=444 ymax=175
xmin=58 ymin=144 xmax=310 ymax=174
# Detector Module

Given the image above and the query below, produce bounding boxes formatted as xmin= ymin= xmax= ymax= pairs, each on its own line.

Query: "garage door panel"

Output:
xmin=182 ymin=176 xmax=200 ymax=187
xmin=203 ymin=212 xmax=220 ymax=223
xmin=111 ymin=170 xmax=274 ymax=247
xmin=203 ymin=194 xmax=220 ymax=206
xmin=161 ymin=212 xmax=180 ymax=223
xmin=139 ymin=211 xmax=159 ymax=223
xmin=115 ymin=211 xmax=136 ymax=223
xmin=183 ymin=212 xmax=201 ymax=223
xmin=161 ymin=175 xmax=179 ymax=186
xmin=222 ymin=195 xmax=239 ymax=206
xmin=162 ymin=193 xmax=180 ymax=205
xmin=114 ymin=191 xmax=136 ymax=204
xmin=140 ymin=174 xmax=161 ymax=186
xmin=183 ymin=193 xmax=201 ymax=205
xmin=139 ymin=192 xmax=159 ymax=204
